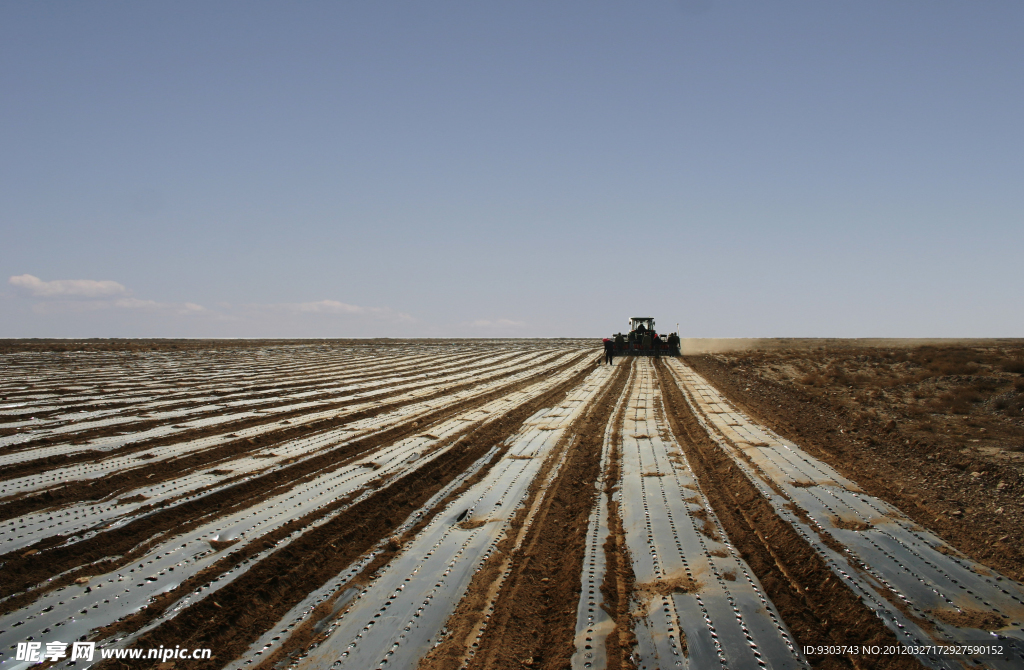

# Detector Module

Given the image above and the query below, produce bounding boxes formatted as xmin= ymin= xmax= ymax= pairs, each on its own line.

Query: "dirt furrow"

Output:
xmin=598 ymin=364 xmax=639 ymax=670
xmin=685 ymin=353 xmax=1024 ymax=584
xmin=654 ymin=358 xmax=922 ymax=670
xmin=0 ymin=353 xmax=591 ymax=606
xmin=91 ymin=357 xmax=602 ymax=670
xmin=0 ymin=348 xmax=431 ymax=428
xmin=422 ymin=360 xmax=630 ymax=670
xmin=0 ymin=351 xmax=569 ymax=521
xmin=0 ymin=349 xmax=538 ymax=476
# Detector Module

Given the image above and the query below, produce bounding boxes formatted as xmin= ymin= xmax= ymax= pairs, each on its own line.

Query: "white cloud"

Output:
xmin=9 ymin=274 xmax=129 ymax=299
xmin=112 ymin=298 xmax=160 ymax=309
xmin=7 ymin=274 xmax=408 ymax=332
xmin=467 ymin=318 xmax=526 ymax=328
xmin=9 ymin=275 xmax=211 ymax=317
xmin=290 ymin=300 xmax=367 ymax=315
xmin=267 ymin=300 xmax=415 ymax=323
xmin=29 ymin=297 xmax=210 ymax=316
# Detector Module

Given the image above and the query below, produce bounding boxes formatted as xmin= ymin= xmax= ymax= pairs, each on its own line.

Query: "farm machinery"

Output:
xmin=606 ymin=317 xmax=680 ymax=356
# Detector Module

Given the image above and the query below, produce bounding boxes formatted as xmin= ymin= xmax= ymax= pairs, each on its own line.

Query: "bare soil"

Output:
xmin=92 ymin=359 xmax=600 ymax=670
xmin=431 ymin=362 xmax=630 ymax=670
xmin=654 ymin=359 xmax=922 ymax=670
xmin=684 ymin=341 xmax=1024 ymax=584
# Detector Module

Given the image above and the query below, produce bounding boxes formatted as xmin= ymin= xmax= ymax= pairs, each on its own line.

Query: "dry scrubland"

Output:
xmin=688 ymin=340 xmax=1024 ymax=580
xmin=0 ymin=339 xmax=1022 ymax=670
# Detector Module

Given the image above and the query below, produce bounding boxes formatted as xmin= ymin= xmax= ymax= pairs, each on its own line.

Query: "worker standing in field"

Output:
xmin=653 ymin=333 xmax=663 ymax=356
xmin=666 ymin=332 xmax=678 ymax=354
xmin=627 ymin=331 xmax=636 ymax=352
xmin=642 ymin=331 xmax=652 ymax=354
xmin=603 ymin=338 xmax=614 ymax=365
xmin=614 ymin=332 xmax=625 ymax=353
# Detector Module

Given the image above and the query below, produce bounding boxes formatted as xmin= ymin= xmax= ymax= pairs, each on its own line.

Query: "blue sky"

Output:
xmin=2 ymin=1 xmax=1022 ymax=338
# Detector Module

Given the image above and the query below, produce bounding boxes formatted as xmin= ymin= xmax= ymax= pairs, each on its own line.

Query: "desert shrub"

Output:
xmin=824 ymin=364 xmax=852 ymax=385
xmin=949 ymin=400 xmax=971 ymax=415
xmin=798 ymin=373 xmax=822 ymax=386
xmin=1007 ymin=360 xmax=1024 ymax=374
xmin=1003 ymin=394 xmax=1024 ymax=417
xmin=930 ymin=359 xmax=979 ymax=376
xmin=954 ymin=387 xmax=982 ymax=404
xmin=895 ymin=371 xmax=929 ymax=386
xmin=880 ymin=349 xmax=908 ymax=363
xmin=929 ymin=388 xmax=981 ymax=415
xmin=1015 ymin=378 xmax=1024 ymax=392
xmin=912 ymin=347 xmax=984 ymax=376
xmin=970 ymin=378 xmax=999 ymax=393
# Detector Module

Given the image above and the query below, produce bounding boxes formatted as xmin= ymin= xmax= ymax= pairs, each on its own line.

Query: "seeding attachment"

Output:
xmin=608 ymin=317 xmax=680 ymax=356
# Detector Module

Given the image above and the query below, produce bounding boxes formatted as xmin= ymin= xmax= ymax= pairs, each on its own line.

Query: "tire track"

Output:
xmin=429 ymin=359 xmax=630 ymax=670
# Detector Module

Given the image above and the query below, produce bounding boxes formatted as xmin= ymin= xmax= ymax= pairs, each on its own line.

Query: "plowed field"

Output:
xmin=1 ymin=341 xmax=1022 ymax=670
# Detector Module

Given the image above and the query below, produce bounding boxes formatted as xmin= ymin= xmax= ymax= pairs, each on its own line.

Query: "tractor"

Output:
xmin=607 ymin=317 xmax=680 ymax=356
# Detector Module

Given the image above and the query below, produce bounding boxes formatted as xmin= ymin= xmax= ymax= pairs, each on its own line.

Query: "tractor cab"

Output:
xmin=629 ymin=317 xmax=655 ymax=335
